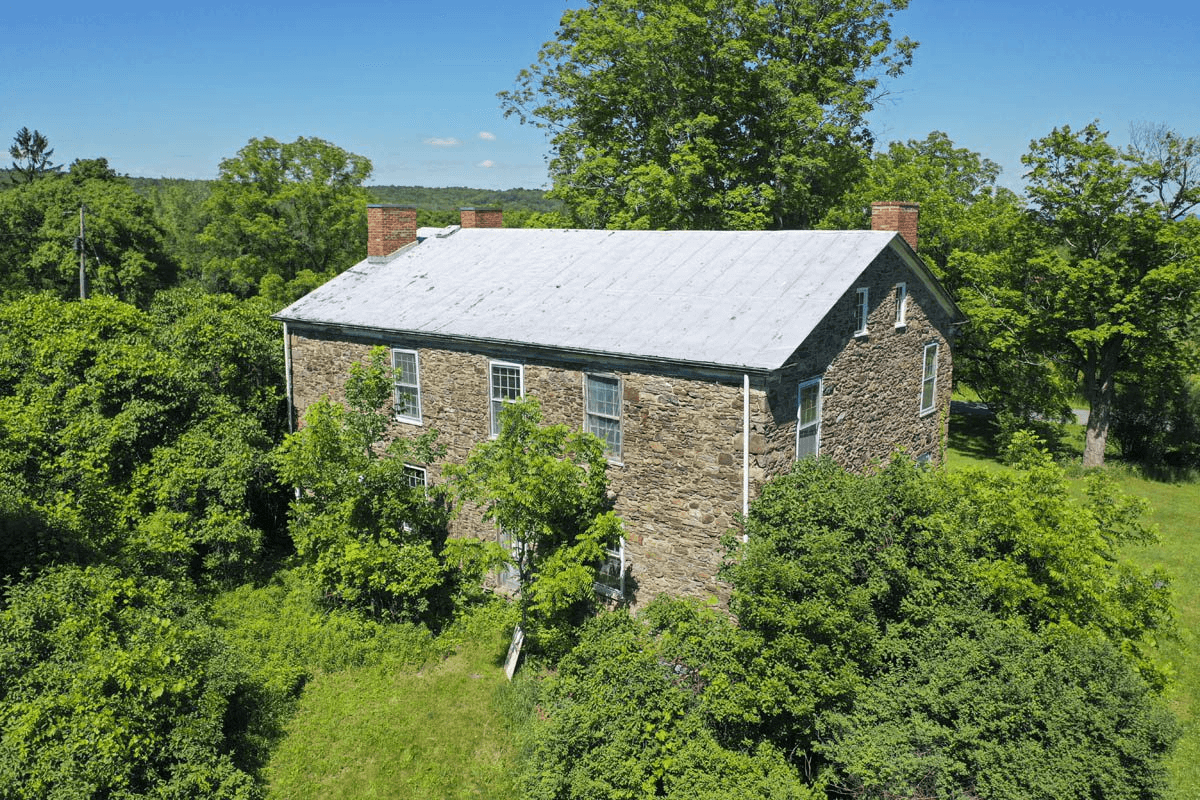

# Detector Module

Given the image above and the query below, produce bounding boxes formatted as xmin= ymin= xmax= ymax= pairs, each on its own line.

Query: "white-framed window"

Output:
xmin=585 ymin=373 xmax=622 ymax=459
xmin=498 ymin=528 xmax=524 ymax=592
xmin=392 ymin=349 xmax=421 ymax=423
xmin=489 ymin=361 xmax=524 ymax=437
xmin=796 ymin=376 xmax=822 ymax=460
xmin=895 ymin=282 xmax=907 ymax=328
xmin=402 ymin=464 xmax=427 ymax=490
xmin=921 ymin=342 xmax=939 ymax=415
xmin=594 ymin=537 xmax=625 ymax=599
xmin=854 ymin=287 xmax=869 ymax=336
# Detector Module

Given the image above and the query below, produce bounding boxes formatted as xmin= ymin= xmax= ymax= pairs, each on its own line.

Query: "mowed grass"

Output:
xmin=264 ymin=609 xmax=520 ymax=800
xmin=946 ymin=409 xmax=1200 ymax=799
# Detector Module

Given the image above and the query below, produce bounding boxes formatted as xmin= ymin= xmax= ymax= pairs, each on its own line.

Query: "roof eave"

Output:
xmin=273 ymin=317 xmax=777 ymax=380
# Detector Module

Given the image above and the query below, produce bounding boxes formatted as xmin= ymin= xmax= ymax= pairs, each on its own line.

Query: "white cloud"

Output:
xmin=478 ymin=160 xmax=495 ymax=168
xmin=478 ymin=131 xmax=496 ymax=141
xmin=425 ymin=137 xmax=462 ymax=147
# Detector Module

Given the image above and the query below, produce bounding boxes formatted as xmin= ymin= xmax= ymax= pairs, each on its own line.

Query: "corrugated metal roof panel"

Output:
xmin=276 ymin=228 xmax=901 ymax=371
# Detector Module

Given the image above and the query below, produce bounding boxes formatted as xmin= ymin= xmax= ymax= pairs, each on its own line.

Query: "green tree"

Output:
xmin=820 ymin=131 xmax=1023 ymax=287
xmin=960 ymin=123 xmax=1200 ymax=466
xmin=500 ymin=0 xmax=916 ymax=230
xmin=7 ymin=127 xmax=59 ymax=183
xmin=721 ymin=453 xmax=1173 ymax=786
xmin=0 ymin=566 xmax=264 ymax=799
xmin=0 ymin=292 xmax=286 ymax=586
xmin=197 ymin=136 xmax=371 ymax=302
xmin=0 ymin=170 xmax=176 ymax=305
xmin=447 ymin=397 xmax=623 ymax=654
xmin=274 ymin=348 xmax=453 ymax=621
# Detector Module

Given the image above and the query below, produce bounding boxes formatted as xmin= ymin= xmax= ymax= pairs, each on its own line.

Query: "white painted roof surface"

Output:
xmin=277 ymin=228 xmax=912 ymax=372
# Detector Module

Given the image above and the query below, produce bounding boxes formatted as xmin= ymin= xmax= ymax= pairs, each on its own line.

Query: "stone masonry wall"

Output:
xmin=759 ymin=247 xmax=956 ymax=480
xmin=287 ymin=330 xmax=770 ymax=606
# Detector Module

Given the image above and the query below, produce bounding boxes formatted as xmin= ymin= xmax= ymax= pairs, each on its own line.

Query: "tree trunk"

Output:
xmin=1082 ymin=342 xmax=1121 ymax=468
xmin=1082 ymin=396 xmax=1110 ymax=468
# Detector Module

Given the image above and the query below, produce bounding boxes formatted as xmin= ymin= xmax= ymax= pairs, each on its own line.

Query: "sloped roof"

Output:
xmin=276 ymin=228 xmax=960 ymax=373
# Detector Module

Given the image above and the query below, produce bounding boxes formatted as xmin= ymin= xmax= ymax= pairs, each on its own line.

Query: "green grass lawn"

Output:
xmin=263 ymin=607 xmax=520 ymax=800
xmin=946 ymin=410 xmax=1200 ymax=799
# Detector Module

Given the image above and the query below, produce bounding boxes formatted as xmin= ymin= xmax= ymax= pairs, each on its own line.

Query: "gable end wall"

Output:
xmin=760 ymin=246 xmax=955 ymax=478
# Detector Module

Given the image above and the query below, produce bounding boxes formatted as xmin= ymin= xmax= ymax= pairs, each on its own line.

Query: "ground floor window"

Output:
xmin=921 ymin=342 xmax=939 ymax=415
xmin=594 ymin=537 xmax=624 ymax=599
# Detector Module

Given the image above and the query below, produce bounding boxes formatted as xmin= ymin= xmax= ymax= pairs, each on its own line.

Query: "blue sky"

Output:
xmin=3 ymin=0 xmax=1197 ymax=192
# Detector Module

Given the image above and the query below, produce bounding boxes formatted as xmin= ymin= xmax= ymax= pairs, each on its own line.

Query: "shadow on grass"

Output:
xmin=947 ymin=410 xmax=1002 ymax=463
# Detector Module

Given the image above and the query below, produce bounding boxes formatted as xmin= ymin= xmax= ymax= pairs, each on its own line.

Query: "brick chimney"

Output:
xmin=459 ymin=207 xmax=503 ymax=229
xmin=870 ymin=201 xmax=919 ymax=251
xmin=367 ymin=204 xmax=417 ymax=259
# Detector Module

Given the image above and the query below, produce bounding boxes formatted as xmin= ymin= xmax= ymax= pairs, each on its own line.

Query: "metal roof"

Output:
xmin=276 ymin=228 xmax=930 ymax=372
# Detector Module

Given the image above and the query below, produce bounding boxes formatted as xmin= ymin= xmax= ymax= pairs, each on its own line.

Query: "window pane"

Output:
xmin=392 ymin=350 xmax=421 ymax=421
xmin=798 ymin=383 xmax=819 ymax=428
xmin=595 ymin=544 xmax=623 ymax=597
xmin=588 ymin=415 xmax=621 ymax=454
xmin=491 ymin=363 xmax=523 ymax=436
xmin=403 ymin=466 xmax=426 ymax=489
xmin=586 ymin=375 xmax=621 ymax=456
xmin=921 ymin=345 xmax=938 ymax=412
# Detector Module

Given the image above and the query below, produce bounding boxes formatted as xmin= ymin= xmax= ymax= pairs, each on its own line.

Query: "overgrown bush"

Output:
xmin=521 ymin=454 xmax=1178 ymax=798
xmin=0 ymin=566 xmax=266 ymax=799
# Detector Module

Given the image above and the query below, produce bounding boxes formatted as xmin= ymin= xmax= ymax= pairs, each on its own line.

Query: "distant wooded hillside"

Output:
xmin=121 ymin=177 xmax=557 ymax=212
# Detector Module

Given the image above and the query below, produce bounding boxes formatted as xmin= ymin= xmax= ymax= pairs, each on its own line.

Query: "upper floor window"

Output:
xmin=854 ymin=287 xmax=869 ymax=336
xmin=895 ymin=282 xmax=907 ymax=328
xmin=490 ymin=361 xmax=524 ymax=436
xmin=585 ymin=374 xmax=622 ymax=458
xmin=392 ymin=349 xmax=421 ymax=423
xmin=921 ymin=342 xmax=939 ymax=415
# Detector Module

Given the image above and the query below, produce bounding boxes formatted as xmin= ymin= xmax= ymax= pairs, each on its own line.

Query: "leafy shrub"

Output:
xmin=274 ymin=348 xmax=453 ymax=621
xmin=0 ymin=566 xmax=264 ymax=799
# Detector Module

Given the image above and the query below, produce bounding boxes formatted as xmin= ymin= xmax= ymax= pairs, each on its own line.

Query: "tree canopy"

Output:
xmin=196 ymin=136 xmax=372 ymax=304
xmin=958 ymin=123 xmax=1200 ymax=466
xmin=0 ymin=169 xmax=176 ymax=306
xmin=500 ymin=0 xmax=916 ymax=230
xmin=7 ymin=127 xmax=59 ymax=183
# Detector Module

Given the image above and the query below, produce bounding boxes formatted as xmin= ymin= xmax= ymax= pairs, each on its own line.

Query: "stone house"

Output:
xmin=275 ymin=203 xmax=965 ymax=604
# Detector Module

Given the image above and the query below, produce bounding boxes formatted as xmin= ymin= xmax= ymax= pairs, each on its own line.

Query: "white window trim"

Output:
xmin=391 ymin=348 xmax=422 ymax=424
xmin=402 ymin=464 xmax=427 ymax=490
xmin=489 ymin=360 xmax=525 ymax=438
xmin=920 ymin=342 xmax=939 ymax=416
xmin=895 ymin=282 xmax=908 ymax=328
xmin=796 ymin=375 xmax=823 ymax=459
xmin=854 ymin=287 xmax=870 ymax=336
xmin=584 ymin=373 xmax=623 ymax=462
xmin=594 ymin=536 xmax=625 ymax=600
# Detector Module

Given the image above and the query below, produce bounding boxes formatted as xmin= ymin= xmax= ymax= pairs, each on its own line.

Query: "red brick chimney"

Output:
xmin=870 ymin=201 xmax=919 ymax=251
xmin=367 ymin=204 xmax=417 ymax=258
xmin=459 ymin=207 xmax=503 ymax=229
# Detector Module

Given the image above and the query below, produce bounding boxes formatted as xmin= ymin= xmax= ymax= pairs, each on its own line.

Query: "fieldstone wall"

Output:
xmin=284 ymin=246 xmax=957 ymax=607
xmin=760 ymin=247 xmax=955 ymax=480
xmin=287 ymin=329 xmax=768 ymax=606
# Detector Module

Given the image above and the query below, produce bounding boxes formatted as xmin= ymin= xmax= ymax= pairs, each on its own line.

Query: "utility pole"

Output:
xmin=77 ymin=204 xmax=89 ymax=300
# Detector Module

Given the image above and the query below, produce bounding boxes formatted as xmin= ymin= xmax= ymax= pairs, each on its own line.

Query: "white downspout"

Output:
xmin=283 ymin=322 xmax=294 ymax=434
xmin=742 ymin=373 xmax=750 ymax=537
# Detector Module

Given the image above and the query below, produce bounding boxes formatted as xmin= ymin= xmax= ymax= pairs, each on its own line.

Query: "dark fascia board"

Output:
xmin=886 ymin=235 xmax=968 ymax=325
xmin=275 ymin=318 xmax=775 ymax=385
